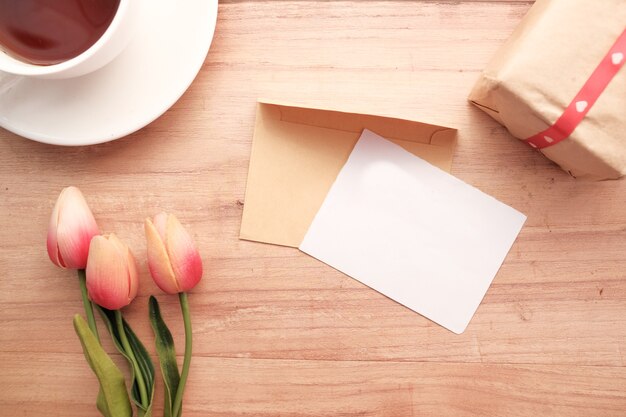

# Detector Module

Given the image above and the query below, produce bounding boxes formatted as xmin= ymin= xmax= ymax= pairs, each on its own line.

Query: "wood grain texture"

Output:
xmin=1 ymin=1 xmax=625 ymax=416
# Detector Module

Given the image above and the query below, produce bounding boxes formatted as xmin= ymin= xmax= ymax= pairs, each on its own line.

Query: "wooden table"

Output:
xmin=1 ymin=1 xmax=625 ymax=416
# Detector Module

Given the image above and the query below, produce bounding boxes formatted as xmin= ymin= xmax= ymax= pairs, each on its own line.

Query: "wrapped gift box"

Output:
xmin=469 ymin=0 xmax=626 ymax=180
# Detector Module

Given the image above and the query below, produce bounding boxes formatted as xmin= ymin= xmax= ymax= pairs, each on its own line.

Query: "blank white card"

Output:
xmin=299 ymin=130 xmax=526 ymax=334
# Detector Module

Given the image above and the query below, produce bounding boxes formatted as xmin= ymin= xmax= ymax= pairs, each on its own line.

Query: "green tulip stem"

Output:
xmin=114 ymin=309 xmax=149 ymax=407
xmin=77 ymin=269 xmax=99 ymax=342
xmin=172 ymin=292 xmax=192 ymax=417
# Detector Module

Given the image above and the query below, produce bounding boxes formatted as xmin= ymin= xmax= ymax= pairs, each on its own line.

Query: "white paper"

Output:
xmin=299 ymin=130 xmax=526 ymax=334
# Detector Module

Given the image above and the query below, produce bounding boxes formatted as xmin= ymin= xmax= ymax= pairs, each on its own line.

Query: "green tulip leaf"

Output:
xmin=149 ymin=296 xmax=180 ymax=417
xmin=95 ymin=307 xmax=127 ymax=357
xmin=73 ymin=314 xmax=132 ymax=417
xmin=96 ymin=306 xmax=155 ymax=416
xmin=125 ymin=320 xmax=155 ymax=417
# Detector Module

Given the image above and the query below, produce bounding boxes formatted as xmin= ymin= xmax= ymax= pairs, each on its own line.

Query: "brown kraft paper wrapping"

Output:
xmin=469 ymin=0 xmax=626 ymax=180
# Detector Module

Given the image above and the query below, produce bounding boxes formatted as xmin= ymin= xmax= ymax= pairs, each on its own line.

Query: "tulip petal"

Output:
xmin=145 ymin=219 xmax=180 ymax=294
xmin=107 ymin=234 xmax=139 ymax=302
xmin=56 ymin=220 xmax=99 ymax=269
xmin=126 ymin=249 xmax=139 ymax=302
xmin=165 ymin=214 xmax=202 ymax=292
xmin=87 ymin=235 xmax=131 ymax=310
xmin=53 ymin=187 xmax=100 ymax=269
xmin=153 ymin=212 xmax=168 ymax=242
xmin=46 ymin=189 xmax=64 ymax=267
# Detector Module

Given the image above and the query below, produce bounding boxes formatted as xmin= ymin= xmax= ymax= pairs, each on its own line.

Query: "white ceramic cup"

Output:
xmin=0 ymin=0 xmax=139 ymax=80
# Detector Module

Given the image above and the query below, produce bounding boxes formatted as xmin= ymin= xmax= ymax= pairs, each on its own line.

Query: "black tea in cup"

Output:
xmin=0 ymin=0 xmax=121 ymax=65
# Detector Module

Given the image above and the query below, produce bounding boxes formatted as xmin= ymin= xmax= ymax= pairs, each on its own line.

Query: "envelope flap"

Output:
xmin=260 ymin=100 xmax=455 ymax=146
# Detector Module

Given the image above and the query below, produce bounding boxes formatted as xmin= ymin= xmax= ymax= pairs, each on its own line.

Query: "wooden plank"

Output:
xmin=1 ymin=353 xmax=624 ymax=417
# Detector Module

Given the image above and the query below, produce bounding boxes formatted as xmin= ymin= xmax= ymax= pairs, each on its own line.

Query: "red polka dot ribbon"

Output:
xmin=525 ymin=27 xmax=626 ymax=149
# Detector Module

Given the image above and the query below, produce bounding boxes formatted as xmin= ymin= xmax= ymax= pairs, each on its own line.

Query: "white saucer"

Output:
xmin=0 ymin=0 xmax=218 ymax=146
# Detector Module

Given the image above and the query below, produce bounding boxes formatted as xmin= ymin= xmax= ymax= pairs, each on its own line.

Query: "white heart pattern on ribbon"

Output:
xmin=543 ymin=136 xmax=554 ymax=144
xmin=575 ymin=100 xmax=588 ymax=113
xmin=612 ymin=52 xmax=624 ymax=65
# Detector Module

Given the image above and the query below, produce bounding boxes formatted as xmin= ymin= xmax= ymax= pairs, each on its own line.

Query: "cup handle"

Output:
xmin=0 ymin=71 xmax=20 ymax=96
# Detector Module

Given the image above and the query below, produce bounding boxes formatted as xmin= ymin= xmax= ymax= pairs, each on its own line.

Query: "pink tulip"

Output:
xmin=144 ymin=212 xmax=202 ymax=294
xmin=86 ymin=234 xmax=139 ymax=310
xmin=47 ymin=186 xmax=100 ymax=269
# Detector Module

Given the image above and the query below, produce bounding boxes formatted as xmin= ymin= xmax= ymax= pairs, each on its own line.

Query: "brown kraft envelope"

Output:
xmin=240 ymin=100 xmax=457 ymax=247
xmin=469 ymin=0 xmax=626 ymax=180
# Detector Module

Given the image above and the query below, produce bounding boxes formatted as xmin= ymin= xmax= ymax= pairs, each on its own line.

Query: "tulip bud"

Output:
xmin=47 ymin=186 xmax=100 ymax=269
xmin=86 ymin=234 xmax=139 ymax=310
xmin=144 ymin=212 xmax=202 ymax=294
